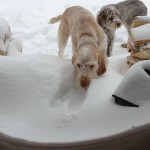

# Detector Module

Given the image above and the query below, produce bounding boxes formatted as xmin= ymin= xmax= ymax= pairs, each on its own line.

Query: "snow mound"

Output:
xmin=130 ymin=23 xmax=150 ymax=42
xmin=0 ymin=0 xmax=150 ymax=145
xmin=113 ymin=60 xmax=150 ymax=107
xmin=0 ymin=53 xmax=150 ymax=143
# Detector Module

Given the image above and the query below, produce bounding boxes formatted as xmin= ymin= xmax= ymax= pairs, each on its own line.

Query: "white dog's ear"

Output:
xmin=98 ymin=11 xmax=107 ymax=20
xmin=97 ymin=54 xmax=106 ymax=76
xmin=71 ymin=55 xmax=76 ymax=65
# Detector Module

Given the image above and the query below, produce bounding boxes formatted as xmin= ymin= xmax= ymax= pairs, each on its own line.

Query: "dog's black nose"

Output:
xmin=80 ymin=76 xmax=91 ymax=89
xmin=117 ymin=22 xmax=121 ymax=27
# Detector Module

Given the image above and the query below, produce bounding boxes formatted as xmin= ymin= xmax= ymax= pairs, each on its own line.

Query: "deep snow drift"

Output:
xmin=0 ymin=0 xmax=150 ymax=143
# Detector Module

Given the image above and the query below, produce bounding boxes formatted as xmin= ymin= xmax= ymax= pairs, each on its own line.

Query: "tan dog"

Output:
xmin=49 ymin=6 xmax=108 ymax=89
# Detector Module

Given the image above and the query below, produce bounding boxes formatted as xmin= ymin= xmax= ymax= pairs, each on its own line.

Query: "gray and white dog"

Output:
xmin=97 ymin=0 xmax=147 ymax=57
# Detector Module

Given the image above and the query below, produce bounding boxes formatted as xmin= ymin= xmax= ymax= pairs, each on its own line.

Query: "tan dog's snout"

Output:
xmin=80 ymin=75 xmax=91 ymax=89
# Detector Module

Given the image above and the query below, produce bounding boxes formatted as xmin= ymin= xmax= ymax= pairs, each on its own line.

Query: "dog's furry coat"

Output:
xmin=97 ymin=0 xmax=147 ymax=57
xmin=50 ymin=6 xmax=108 ymax=89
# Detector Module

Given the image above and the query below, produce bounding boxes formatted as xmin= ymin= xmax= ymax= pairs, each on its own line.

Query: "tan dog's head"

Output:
xmin=72 ymin=46 xmax=106 ymax=89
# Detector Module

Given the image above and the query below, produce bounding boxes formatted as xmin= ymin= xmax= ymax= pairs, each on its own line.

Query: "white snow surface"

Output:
xmin=135 ymin=16 xmax=150 ymax=21
xmin=114 ymin=60 xmax=150 ymax=106
xmin=131 ymin=23 xmax=150 ymax=41
xmin=0 ymin=0 xmax=150 ymax=143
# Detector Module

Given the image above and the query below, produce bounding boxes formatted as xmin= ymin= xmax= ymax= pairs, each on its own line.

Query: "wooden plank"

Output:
xmin=131 ymin=16 xmax=150 ymax=28
xmin=132 ymin=49 xmax=150 ymax=59
xmin=0 ymin=49 xmax=5 ymax=55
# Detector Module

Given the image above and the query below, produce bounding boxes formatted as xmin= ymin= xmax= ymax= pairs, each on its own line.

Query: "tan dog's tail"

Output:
xmin=49 ymin=15 xmax=62 ymax=24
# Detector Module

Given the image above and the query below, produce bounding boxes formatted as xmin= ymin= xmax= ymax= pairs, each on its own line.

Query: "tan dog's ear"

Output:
xmin=71 ymin=55 xmax=76 ymax=65
xmin=97 ymin=54 xmax=106 ymax=76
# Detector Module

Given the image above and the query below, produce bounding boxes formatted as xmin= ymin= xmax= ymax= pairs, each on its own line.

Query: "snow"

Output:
xmin=130 ymin=23 xmax=150 ymax=42
xmin=140 ymin=43 xmax=150 ymax=50
xmin=0 ymin=0 xmax=150 ymax=144
xmin=7 ymin=39 xmax=23 ymax=56
xmin=0 ymin=18 xmax=12 ymax=54
xmin=135 ymin=16 xmax=150 ymax=21
xmin=114 ymin=60 xmax=150 ymax=106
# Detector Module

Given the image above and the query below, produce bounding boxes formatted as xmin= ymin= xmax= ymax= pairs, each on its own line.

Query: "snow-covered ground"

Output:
xmin=0 ymin=0 xmax=150 ymax=143
xmin=0 ymin=0 xmax=134 ymax=56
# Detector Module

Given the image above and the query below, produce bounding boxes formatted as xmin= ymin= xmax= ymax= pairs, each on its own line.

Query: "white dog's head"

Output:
xmin=97 ymin=5 xmax=121 ymax=30
xmin=72 ymin=46 xmax=106 ymax=89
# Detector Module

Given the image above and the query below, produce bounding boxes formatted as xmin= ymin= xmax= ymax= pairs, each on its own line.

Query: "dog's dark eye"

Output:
xmin=100 ymin=13 xmax=106 ymax=20
xmin=89 ymin=65 xmax=94 ymax=69
xmin=115 ymin=12 xmax=120 ymax=16
xmin=108 ymin=17 xmax=114 ymax=21
xmin=77 ymin=64 xmax=81 ymax=68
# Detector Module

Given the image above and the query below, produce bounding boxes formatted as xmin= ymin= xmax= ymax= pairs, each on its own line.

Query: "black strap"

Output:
xmin=112 ymin=95 xmax=139 ymax=107
xmin=145 ymin=69 xmax=150 ymax=76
